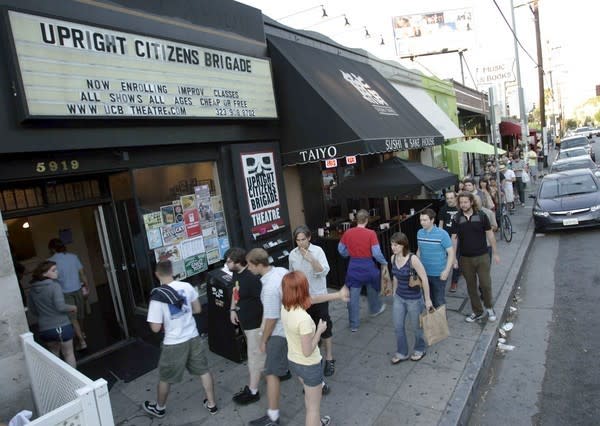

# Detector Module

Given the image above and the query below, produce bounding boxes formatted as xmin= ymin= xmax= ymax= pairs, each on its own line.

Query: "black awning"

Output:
xmin=333 ymin=157 xmax=458 ymax=199
xmin=267 ymin=36 xmax=444 ymax=165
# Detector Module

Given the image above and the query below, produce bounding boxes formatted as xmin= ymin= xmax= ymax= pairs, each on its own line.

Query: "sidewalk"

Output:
xmin=109 ymin=201 xmax=535 ymax=426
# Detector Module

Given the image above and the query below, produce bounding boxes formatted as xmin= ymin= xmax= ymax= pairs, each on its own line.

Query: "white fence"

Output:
xmin=20 ymin=332 xmax=114 ymax=425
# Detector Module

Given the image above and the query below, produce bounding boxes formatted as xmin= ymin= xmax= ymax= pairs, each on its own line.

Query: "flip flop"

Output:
xmin=391 ymin=353 xmax=409 ymax=364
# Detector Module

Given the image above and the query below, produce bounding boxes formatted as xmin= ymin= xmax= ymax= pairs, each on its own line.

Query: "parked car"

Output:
xmin=574 ymin=126 xmax=594 ymax=138
xmin=532 ymin=168 xmax=600 ymax=232
xmin=555 ymin=147 xmax=589 ymax=161
xmin=550 ymin=156 xmax=597 ymax=174
xmin=559 ymin=135 xmax=596 ymax=162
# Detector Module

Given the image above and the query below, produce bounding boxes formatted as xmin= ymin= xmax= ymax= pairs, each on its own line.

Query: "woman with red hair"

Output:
xmin=281 ymin=271 xmax=331 ymax=426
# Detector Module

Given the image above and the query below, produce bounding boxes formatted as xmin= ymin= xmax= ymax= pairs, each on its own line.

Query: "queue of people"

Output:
xmin=26 ymin=203 xmax=501 ymax=425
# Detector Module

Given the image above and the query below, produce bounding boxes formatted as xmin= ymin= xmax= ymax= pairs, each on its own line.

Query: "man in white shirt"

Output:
xmin=246 ymin=248 xmax=289 ymax=426
xmin=142 ymin=260 xmax=217 ymax=419
xmin=288 ymin=225 xmax=335 ymax=377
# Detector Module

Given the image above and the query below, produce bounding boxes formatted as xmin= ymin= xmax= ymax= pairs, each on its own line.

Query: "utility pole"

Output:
xmin=532 ymin=0 xmax=546 ymax=161
xmin=510 ymin=0 xmax=529 ymax=155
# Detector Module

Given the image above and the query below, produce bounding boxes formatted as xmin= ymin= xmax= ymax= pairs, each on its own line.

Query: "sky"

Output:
xmin=237 ymin=0 xmax=598 ymax=118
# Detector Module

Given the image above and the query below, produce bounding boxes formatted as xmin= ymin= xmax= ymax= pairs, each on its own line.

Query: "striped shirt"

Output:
xmin=417 ymin=226 xmax=452 ymax=276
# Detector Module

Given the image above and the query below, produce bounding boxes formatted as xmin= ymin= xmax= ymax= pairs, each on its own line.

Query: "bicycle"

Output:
xmin=499 ymin=202 xmax=513 ymax=242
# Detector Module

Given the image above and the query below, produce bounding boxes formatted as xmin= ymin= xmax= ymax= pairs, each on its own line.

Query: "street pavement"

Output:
xmin=109 ymin=197 xmax=535 ymax=426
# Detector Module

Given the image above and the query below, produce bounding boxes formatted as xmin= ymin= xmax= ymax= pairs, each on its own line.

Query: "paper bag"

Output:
xmin=419 ymin=305 xmax=449 ymax=346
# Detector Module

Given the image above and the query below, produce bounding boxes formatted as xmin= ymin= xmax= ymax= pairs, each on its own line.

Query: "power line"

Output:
xmin=461 ymin=53 xmax=479 ymax=90
xmin=490 ymin=0 xmax=539 ymax=67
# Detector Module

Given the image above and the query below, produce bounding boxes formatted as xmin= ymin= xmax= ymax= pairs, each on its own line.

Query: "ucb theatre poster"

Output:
xmin=230 ymin=143 xmax=290 ymax=247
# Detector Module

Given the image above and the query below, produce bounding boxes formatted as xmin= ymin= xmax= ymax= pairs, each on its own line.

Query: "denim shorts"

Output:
xmin=288 ymin=359 xmax=323 ymax=387
xmin=39 ymin=324 xmax=74 ymax=342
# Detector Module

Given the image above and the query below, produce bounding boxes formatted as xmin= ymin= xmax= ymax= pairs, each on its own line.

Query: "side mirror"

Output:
xmin=594 ymin=171 xmax=600 ymax=178
xmin=529 ymin=194 xmax=537 ymax=199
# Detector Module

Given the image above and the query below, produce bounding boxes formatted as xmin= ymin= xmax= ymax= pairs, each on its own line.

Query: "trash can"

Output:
xmin=206 ymin=269 xmax=247 ymax=363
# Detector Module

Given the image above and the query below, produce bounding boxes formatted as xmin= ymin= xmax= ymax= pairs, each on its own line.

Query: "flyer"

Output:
xmin=184 ymin=253 xmax=208 ymax=277
xmin=215 ymin=219 xmax=227 ymax=237
xmin=143 ymin=211 xmax=163 ymax=230
xmin=161 ymin=223 xmax=187 ymax=245
xmin=202 ymin=225 xmax=217 ymax=239
xmin=194 ymin=184 xmax=210 ymax=199
xmin=180 ymin=194 xmax=196 ymax=210
xmin=172 ymin=260 xmax=187 ymax=279
xmin=173 ymin=203 xmax=184 ymax=223
xmin=160 ymin=205 xmax=175 ymax=225
xmin=154 ymin=244 xmax=181 ymax=262
xmin=204 ymin=236 xmax=219 ymax=251
xmin=206 ymin=248 xmax=221 ymax=265
xmin=197 ymin=197 xmax=214 ymax=221
xmin=211 ymin=195 xmax=224 ymax=213
xmin=183 ymin=208 xmax=202 ymax=237
xmin=218 ymin=236 xmax=230 ymax=259
xmin=146 ymin=228 xmax=163 ymax=250
xmin=180 ymin=236 xmax=205 ymax=258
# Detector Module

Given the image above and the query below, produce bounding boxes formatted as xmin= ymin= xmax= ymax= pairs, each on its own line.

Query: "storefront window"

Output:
xmin=132 ymin=162 xmax=230 ymax=307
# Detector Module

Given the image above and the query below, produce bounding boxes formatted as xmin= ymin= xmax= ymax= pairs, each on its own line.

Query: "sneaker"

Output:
xmin=279 ymin=370 xmax=292 ymax=381
xmin=321 ymin=415 xmax=332 ymax=425
xmin=322 ymin=382 xmax=331 ymax=395
xmin=465 ymin=312 xmax=487 ymax=323
xmin=324 ymin=359 xmax=336 ymax=377
xmin=249 ymin=414 xmax=280 ymax=425
xmin=449 ymin=282 xmax=458 ymax=293
xmin=350 ymin=328 xmax=358 ymax=332
xmin=203 ymin=398 xmax=218 ymax=415
xmin=142 ymin=401 xmax=165 ymax=418
xmin=370 ymin=304 xmax=386 ymax=318
xmin=487 ymin=309 xmax=497 ymax=322
xmin=232 ymin=386 xmax=260 ymax=405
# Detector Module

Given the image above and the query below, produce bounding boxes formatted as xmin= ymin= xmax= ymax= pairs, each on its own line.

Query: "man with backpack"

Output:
xmin=143 ymin=260 xmax=217 ymax=419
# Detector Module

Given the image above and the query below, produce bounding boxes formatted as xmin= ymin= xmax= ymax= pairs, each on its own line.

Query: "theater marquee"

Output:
xmin=6 ymin=10 xmax=278 ymax=119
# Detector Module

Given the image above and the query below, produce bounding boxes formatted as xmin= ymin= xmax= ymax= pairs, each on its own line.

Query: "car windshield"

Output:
xmin=539 ymin=175 xmax=599 ymax=199
xmin=561 ymin=138 xmax=589 ymax=149
xmin=557 ymin=148 xmax=587 ymax=159
xmin=550 ymin=159 xmax=596 ymax=173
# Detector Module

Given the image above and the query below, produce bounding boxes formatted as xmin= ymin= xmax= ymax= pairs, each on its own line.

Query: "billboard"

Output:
xmin=392 ymin=8 xmax=473 ymax=57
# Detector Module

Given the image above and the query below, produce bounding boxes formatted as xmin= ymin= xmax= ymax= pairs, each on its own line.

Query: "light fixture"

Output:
xmin=364 ymin=27 xmax=371 ymax=38
xmin=380 ymin=35 xmax=385 ymax=45
xmin=344 ymin=15 xmax=350 ymax=26
xmin=321 ymin=5 xmax=328 ymax=18
xmin=22 ymin=221 xmax=30 ymax=229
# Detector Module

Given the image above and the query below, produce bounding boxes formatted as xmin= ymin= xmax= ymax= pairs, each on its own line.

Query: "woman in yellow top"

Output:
xmin=281 ymin=271 xmax=331 ymax=426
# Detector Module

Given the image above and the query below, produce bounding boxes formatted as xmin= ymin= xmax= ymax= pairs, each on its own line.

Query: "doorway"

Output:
xmin=6 ymin=204 xmax=129 ymax=358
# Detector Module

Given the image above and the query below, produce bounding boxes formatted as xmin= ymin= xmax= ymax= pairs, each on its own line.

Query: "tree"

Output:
xmin=565 ymin=118 xmax=577 ymax=130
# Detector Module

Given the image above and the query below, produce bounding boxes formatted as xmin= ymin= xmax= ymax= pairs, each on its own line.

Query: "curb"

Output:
xmin=439 ymin=216 xmax=536 ymax=426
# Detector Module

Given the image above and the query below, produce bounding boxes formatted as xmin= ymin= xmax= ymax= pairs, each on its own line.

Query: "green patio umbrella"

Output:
xmin=444 ymin=138 xmax=506 ymax=155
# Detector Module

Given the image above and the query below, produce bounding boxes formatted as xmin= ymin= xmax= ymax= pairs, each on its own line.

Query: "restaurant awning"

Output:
xmin=332 ymin=157 xmax=458 ymax=199
xmin=499 ymin=120 xmax=522 ymax=136
xmin=267 ymin=36 xmax=445 ymax=165
xmin=390 ymin=82 xmax=464 ymax=140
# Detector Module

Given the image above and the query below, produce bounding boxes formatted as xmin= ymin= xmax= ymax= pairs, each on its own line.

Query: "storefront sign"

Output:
xmin=324 ymin=159 xmax=338 ymax=168
xmin=241 ymin=151 xmax=284 ymax=235
xmin=7 ymin=11 xmax=277 ymax=119
xmin=346 ymin=156 xmax=357 ymax=165
xmin=341 ymin=71 xmax=398 ymax=116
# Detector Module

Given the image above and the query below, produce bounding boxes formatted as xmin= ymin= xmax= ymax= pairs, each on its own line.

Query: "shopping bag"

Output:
xmin=419 ymin=305 xmax=449 ymax=346
xmin=522 ymin=170 xmax=530 ymax=183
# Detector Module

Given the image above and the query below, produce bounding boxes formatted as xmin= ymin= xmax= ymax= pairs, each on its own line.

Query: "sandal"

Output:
xmin=410 ymin=351 xmax=426 ymax=361
xmin=391 ymin=353 xmax=409 ymax=364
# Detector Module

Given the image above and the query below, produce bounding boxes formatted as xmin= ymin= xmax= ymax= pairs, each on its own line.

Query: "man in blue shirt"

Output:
xmin=416 ymin=209 xmax=455 ymax=308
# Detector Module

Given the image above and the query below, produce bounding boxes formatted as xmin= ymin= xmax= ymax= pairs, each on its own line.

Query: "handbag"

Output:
xmin=419 ymin=305 xmax=450 ymax=346
xmin=408 ymin=254 xmax=422 ymax=288
xmin=380 ymin=264 xmax=392 ymax=296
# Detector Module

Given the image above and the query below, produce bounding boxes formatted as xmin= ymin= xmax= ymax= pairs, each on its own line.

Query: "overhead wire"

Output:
xmin=490 ymin=0 xmax=539 ymax=67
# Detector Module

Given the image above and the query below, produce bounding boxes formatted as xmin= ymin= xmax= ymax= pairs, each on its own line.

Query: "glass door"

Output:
xmin=94 ymin=205 xmax=129 ymax=339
